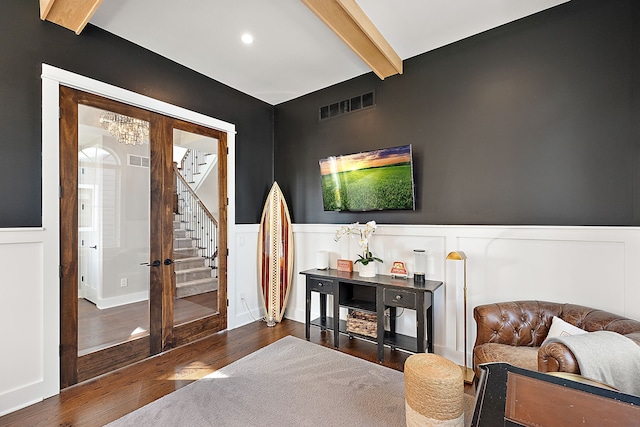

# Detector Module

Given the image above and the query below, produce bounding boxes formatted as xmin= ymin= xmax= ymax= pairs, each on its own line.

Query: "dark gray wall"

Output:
xmin=0 ymin=0 xmax=273 ymax=227
xmin=275 ymin=0 xmax=640 ymax=226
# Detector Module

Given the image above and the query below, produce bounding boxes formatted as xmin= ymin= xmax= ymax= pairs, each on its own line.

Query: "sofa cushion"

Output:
xmin=547 ymin=316 xmax=588 ymax=339
xmin=474 ymin=343 xmax=539 ymax=373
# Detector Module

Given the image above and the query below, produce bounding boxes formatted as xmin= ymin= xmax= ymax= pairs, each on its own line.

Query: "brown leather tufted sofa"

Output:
xmin=473 ymin=300 xmax=640 ymax=377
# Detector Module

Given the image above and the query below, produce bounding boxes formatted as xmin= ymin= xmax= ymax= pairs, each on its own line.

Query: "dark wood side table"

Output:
xmin=300 ymin=268 xmax=443 ymax=362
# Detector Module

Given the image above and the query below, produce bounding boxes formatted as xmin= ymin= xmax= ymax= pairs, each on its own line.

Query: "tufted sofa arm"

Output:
xmin=538 ymin=341 xmax=580 ymax=373
xmin=473 ymin=301 xmax=640 ymax=375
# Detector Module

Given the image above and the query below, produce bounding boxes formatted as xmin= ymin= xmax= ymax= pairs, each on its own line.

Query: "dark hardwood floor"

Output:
xmin=1 ymin=319 xmax=474 ymax=426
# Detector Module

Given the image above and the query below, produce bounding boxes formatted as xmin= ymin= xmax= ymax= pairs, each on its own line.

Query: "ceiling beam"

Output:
xmin=40 ymin=0 xmax=103 ymax=35
xmin=301 ymin=0 xmax=402 ymax=79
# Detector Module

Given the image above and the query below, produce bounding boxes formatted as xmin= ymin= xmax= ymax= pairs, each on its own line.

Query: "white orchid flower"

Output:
xmin=334 ymin=220 xmax=382 ymax=265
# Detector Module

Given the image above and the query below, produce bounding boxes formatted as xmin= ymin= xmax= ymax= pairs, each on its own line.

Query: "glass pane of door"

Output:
xmin=172 ymin=128 xmax=219 ymax=325
xmin=77 ymin=104 xmax=150 ymax=355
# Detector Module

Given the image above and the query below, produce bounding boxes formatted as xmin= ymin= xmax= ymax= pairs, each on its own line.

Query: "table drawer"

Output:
xmin=383 ymin=288 xmax=416 ymax=309
xmin=308 ymin=277 xmax=335 ymax=294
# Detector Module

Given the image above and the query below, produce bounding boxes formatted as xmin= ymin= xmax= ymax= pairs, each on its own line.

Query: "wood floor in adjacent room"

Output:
xmin=0 ymin=319 xmax=474 ymax=427
xmin=78 ymin=292 xmax=217 ymax=354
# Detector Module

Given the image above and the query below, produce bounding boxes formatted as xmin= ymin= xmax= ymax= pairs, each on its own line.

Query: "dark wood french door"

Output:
xmin=59 ymin=86 xmax=227 ymax=388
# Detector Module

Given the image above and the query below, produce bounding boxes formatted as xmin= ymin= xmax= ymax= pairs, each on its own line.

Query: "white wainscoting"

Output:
xmin=231 ymin=224 xmax=640 ymax=368
xmin=229 ymin=224 xmax=262 ymax=328
xmin=0 ymin=229 xmax=59 ymax=416
xmin=3 ymin=222 xmax=640 ymax=416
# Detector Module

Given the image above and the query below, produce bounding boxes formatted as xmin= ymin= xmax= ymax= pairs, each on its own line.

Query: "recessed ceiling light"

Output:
xmin=241 ymin=33 xmax=254 ymax=44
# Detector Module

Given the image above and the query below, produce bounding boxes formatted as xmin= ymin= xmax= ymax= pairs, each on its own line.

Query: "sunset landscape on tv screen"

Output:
xmin=319 ymin=144 xmax=415 ymax=212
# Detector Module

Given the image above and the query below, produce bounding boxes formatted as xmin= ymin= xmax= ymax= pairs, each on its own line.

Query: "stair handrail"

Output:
xmin=179 ymin=148 xmax=195 ymax=184
xmin=174 ymin=164 xmax=218 ymax=269
xmin=179 ymin=149 xmax=190 ymax=171
xmin=179 ymin=148 xmax=215 ymax=192
xmin=175 ymin=166 xmax=219 ymax=226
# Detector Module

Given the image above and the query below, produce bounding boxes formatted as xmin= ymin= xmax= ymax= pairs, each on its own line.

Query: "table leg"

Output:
xmin=426 ymin=293 xmax=434 ymax=353
xmin=319 ymin=293 xmax=327 ymax=330
xmin=416 ymin=292 xmax=426 ymax=353
xmin=377 ymin=287 xmax=385 ymax=362
xmin=305 ymin=285 xmax=311 ymax=340
xmin=333 ymin=293 xmax=340 ymax=348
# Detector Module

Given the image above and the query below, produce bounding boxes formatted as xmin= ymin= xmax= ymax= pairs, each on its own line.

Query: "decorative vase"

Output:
xmin=359 ymin=262 xmax=376 ymax=277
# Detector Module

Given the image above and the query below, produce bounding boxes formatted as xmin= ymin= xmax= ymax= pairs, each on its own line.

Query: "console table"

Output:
xmin=300 ymin=268 xmax=443 ymax=362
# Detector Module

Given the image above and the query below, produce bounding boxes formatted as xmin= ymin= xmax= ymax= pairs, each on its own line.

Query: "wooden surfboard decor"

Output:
xmin=258 ymin=182 xmax=294 ymax=326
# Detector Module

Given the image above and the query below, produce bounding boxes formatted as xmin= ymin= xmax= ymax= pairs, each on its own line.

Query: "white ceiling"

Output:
xmin=89 ymin=0 xmax=569 ymax=105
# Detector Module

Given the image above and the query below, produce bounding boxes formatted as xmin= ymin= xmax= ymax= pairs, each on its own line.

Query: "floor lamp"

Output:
xmin=446 ymin=251 xmax=475 ymax=384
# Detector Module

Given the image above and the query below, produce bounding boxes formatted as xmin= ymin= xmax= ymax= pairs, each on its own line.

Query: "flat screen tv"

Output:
xmin=319 ymin=144 xmax=415 ymax=212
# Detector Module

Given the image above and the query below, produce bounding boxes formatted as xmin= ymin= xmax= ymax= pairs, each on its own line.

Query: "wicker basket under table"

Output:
xmin=346 ymin=309 xmax=377 ymax=338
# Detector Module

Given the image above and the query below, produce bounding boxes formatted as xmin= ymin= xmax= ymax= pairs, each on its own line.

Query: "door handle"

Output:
xmin=164 ymin=258 xmax=175 ymax=265
xmin=89 ymin=245 xmax=97 ymax=249
xmin=140 ymin=260 xmax=161 ymax=267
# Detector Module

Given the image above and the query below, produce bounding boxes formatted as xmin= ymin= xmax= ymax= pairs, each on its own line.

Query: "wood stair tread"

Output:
xmin=175 ymin=266 xmax=211 ymax=274
xmin=174 ymin=259 xmax=207 ymax=264
xmin=176 ymin=277 xmax=217 ymax=287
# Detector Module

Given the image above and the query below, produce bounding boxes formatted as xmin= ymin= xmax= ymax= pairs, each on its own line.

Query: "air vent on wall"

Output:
xmin=319 ymin=91 xmax=375 ymax=121
xmin=128 ymin=154 xmax=149 ymax=168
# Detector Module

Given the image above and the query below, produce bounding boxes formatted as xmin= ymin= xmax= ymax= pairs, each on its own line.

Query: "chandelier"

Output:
xmin=99 ymin=112 xmax=149 ymax=146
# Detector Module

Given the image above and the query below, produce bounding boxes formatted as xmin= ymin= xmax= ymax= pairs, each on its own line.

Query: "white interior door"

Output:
xmin=78 ymin=181 xmax=101 ymax=303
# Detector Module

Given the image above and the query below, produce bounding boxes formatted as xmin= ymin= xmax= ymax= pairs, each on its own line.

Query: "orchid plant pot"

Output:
xmin=358 ymin=262 xmax=376 ymax=277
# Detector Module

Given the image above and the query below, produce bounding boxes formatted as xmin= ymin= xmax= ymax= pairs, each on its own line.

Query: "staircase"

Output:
xmin=179 ymin=148 xmax=217 ymax=192
xmin=173 ymin=218 xmax=217 ymax=298
xmin=172 ymin=148 xmax=219 ymax=298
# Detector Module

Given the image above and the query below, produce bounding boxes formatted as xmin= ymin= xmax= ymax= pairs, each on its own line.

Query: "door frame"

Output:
xmin=42 ymin=64 xmax=236 ymax=391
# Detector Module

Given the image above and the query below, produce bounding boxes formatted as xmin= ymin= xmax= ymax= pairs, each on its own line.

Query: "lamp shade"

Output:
xmin=446 ymin=251 xmax=467 ymax=261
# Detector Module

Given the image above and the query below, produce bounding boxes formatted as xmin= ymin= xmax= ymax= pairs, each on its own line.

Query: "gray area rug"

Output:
xmin=106 ymin=336 xmax=408 ymax=426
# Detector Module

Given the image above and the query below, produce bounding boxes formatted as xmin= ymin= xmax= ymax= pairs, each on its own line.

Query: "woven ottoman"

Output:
xmin=404 ymin=353 xmax=464 ymax=427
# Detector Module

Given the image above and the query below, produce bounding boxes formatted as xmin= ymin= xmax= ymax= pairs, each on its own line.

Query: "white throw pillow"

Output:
xmin=547 ymin=316 xmax=588 ymax=338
